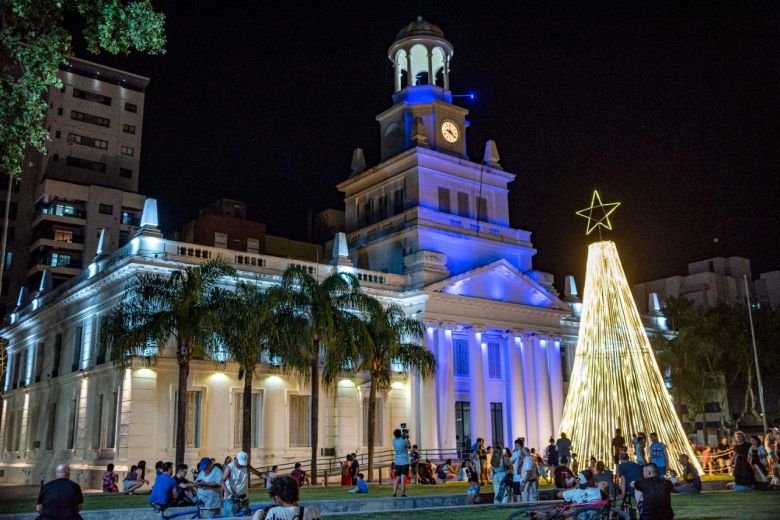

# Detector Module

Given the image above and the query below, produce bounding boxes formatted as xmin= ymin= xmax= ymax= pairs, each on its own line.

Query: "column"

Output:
xmin=547 ymin=338 xmax=565 ymax=436
xmin=419 ymin=325 xmax=439 ymax=449
xmin=535 ymin=336 xmax=553 ymax=449
xmin=479 ymin=330 xmax=493 ymax=445
xmin=406 ymin=50 xmax=413 ymax=87
xmin=520 ymin=332 xmax=538 ymax=451
xmin=435 ymin=324 xmax=455 ymax=450
xmin=426 ymin=50 xmax=433 ymax=85
xmin=507 ymin=332 xmax=527 ymax=443
xmin=468 ymin=326 xmax=486 ymax=446
xmin=443 ymin=55 xmax=450 ymax=90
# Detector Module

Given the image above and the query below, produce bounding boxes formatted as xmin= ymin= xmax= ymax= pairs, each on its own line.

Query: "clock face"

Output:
xmin=441 ymin=121 xmax=460 ymax=143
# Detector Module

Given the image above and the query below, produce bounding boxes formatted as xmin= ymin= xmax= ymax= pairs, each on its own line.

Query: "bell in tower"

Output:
xmin=378 ymin=16 xmax=468 ymax=161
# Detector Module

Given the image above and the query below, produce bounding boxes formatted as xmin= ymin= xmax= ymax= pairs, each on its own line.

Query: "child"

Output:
xmin=348 ymin=473 xmax=369 ymax=494
xmin=265 ymin=465 xmax=277 ymax=489
xmin=669 ymin=469 xmax=679 ymax=485
xmin=464 ymin=459 xmax=480 ymax=504
xmin=103 ymin=463 xmax=119 ymax=493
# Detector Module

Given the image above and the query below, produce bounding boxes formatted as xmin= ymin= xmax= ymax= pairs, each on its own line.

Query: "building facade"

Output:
xmin=1 ymin=57 xmax=148 ymax=315
xmin=0 ymin=19 xmax=666 ymax=487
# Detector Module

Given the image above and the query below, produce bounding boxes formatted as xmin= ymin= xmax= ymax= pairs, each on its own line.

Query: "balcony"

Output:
xmin=29 ymin=238 xmax=85 ymax=252
xmin=27 ymin=253 xmax=83 ymax=277
xmin=33 ymin=206 xmax=87 ymax=228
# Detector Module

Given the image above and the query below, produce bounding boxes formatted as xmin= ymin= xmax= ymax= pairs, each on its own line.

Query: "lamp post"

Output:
xmin=743 ymin=275 xmax=768 ymax=434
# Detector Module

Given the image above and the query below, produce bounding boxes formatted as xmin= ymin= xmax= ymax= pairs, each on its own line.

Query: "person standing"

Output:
xmin=546 ymin=437 xmax=559 ymax=467
xmin=510 ymin=439 xmax=524 ymax=503
xmin=716 ymin=436 xmax=730 ymax=474
xmin=36 ymin=464 xmax=83 ymax=520
xmin=350 ymin=453 xmax=360 ymax=485
xmin=221 ymin=451 xmax=267 ymax=516
xmin=341 ymin=455 xmax=353 ymax=486
xmin=731 ymin=431 xmax=755 ymax=490
xmin=556 ymin=433 xmax=572 ymax=463
xmin=410 ymin=445 xmax=420 ymax=484
xmin=633 ymin=463 xmax=674 ymax=520
xmin=392 ymin=428 xmax=411 ymax=497
xmin=490 ymin=445 xmax=509 ymax=503
xmin=520 ymin=447 xmax=539 ymax=502
xmin=617 ymin=451 xmax=643 ymax=501
xmin=648 ymin=433 xmax=669 ymax=478
xmin=632 ymin=433 xmax=647 ymax=465
xmin=195 ymin=457 xmax=223 ymax=518
xmin=612 ymin=428 xmax=627 ymax=466
xmin=464 ymin=459 xmax=481 ymax=504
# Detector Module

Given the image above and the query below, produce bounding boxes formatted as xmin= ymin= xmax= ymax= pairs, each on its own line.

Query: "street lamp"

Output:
xmin=743 ymin=275 xmax=768 ymax=434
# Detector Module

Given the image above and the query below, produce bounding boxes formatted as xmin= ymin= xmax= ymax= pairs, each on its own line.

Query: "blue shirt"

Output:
xmin=356 ymin=479 xmax=368 ymax=493
xmin=393 ymin=437 xmax=410 ymax=465
xmin=149 ymin=473 xmax=177 ymax=505
xmin=650 ymin=442 xmax=667 ymax=467
xmin=618 ymin=461 xmax=643 ymax=495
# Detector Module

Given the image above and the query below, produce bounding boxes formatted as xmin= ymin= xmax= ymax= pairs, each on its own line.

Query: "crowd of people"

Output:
xmin=32 ymin=427 xmax=779 ymax=519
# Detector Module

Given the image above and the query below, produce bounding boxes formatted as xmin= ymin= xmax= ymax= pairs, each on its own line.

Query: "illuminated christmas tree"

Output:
xmin=559 ymin=191 xmax=700 ymax=474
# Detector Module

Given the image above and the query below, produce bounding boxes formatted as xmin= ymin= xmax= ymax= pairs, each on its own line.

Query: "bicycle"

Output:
xmin=152 ymin=500 xmax=270 ymax=519
xmin=505 ymin=499 xmax=631 ymax=520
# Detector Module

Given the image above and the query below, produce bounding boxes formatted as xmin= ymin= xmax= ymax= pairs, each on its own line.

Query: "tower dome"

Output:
xmin=388 ymin=16 xmax=454 ymax=93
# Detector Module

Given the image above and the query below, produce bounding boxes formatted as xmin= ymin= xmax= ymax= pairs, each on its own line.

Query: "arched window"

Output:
xmin=431 ymin=47 xmax=446 ymax=87
xmin=410 ymin=44 xmax=429 ymax=85
xmin=394 ymin=49 xmax=408 ymax=91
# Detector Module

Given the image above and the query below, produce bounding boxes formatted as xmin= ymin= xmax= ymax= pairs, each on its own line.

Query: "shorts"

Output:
xmin=512 ymin=481 xmax=522 ymax=495
xmin=395 ymin=464 xmax=409 ymax=477
xmin=468 ymin=484 xmax=480 ymax=495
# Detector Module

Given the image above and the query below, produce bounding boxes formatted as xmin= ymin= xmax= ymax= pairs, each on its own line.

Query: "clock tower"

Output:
xmin=338 ymin=17 xmax=537 ymax=289
xmin=378 ymin=16 xmax=468 ymax=160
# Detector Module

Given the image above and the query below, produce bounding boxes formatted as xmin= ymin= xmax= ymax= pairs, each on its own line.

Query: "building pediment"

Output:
xmin=425 ymin=259 xmax=569 ymax=310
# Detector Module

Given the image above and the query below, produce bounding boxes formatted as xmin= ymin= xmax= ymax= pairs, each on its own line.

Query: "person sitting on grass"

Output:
xmin=463 ymin=458 xmax=481 ymax=504
xmin=672 ymin=454 xmax=701 ymax=494
xmin=348 ymin=473 xmax=369 ymax=494
xmin=417 ymin=459 xmax=436 ymax=485
xmin=252 ymin=475 xmax=322 ymax=520
xmin=102 ymin=463 xmax=119 ymax=493
xmin=149 ymin=462 xmax=178 ymax=509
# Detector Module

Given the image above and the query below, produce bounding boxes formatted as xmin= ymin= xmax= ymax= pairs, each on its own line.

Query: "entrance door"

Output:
xmin=455 ymin=401 xmax=471 ymax=458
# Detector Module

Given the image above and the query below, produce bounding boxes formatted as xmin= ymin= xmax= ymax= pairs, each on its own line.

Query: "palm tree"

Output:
xmin=356 ymin=302 xmax=435 ymax=481
xmin=99 ymin=257 xmax=235 ymax=465
xmin=211 ymin=282 xmax=293 ymax=455
xmin=273 ymin=266 xmax=373 ymax=484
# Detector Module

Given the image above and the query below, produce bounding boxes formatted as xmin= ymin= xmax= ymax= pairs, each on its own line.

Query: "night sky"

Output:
xmin=83 ymin=2 xmax=780 ymax=289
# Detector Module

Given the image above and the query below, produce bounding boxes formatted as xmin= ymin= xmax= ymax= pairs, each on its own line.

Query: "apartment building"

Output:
xmin=1 ymin=57 xmax=148 ymax=314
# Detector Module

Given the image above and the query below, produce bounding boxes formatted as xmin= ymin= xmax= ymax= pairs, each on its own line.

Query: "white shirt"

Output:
xmin=254 ymin=505 xmax=322 ymax=520
xmin=562 ymin=486 xmax=602 ymax=504
xmin=511 ymin=450 xmax=523 ymax=482
xmin=520 ymin=454 xmax=536 ymax=483
xmin=195 ymin=467 xmax=223 ymax=510
xmin=224 ymin=461 xmax=248 ymax=497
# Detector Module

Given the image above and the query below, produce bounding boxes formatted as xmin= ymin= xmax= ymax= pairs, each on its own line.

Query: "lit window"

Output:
xmin=53 ymin=229 xmax=74 ymax=242
xmin=120 ymin=146 xmax=134 ymax=157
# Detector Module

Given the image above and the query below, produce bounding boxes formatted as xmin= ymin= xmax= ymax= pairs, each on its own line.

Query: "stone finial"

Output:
xmin=331 ymin=232 xmax=353 ymax=267
xmin=95 ymin=228 xmax=108 ymax=258
xmin=411 ymin=117 xmax=429 ymax=147
xmin=350 ymin=148 xmax=366 ymax=177
xmin=137 ymin=198 xmax=163 ymax=238
xmin=38 ymin=269 xmax=52 ymax=293
xmin=648 ymin=292 xmax=662 ymax=314
xmin=564 ymin=275 xmax=580 ymax=301
xmin=483 ymin=140 xmax=501 ymax=169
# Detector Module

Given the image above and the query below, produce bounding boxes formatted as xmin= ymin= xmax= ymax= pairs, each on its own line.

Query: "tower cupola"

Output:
xmin=388 ymin=16 xmax=454 ymax=103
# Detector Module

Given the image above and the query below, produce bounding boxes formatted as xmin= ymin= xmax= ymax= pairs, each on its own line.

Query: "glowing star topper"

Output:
xmin=576 ymin=190 xmax=621 ymax=236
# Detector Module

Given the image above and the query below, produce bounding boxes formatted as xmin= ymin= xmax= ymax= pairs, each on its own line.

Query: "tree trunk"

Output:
xmin=175 ymin=343 xmax=189 ymax=466
xmin=367 ymin=374 xmax=377 ymax=482
xmin=310 ymin=340 xmax=319 ymax=485
xmin=242 ymin=368 xmax=253 ymax=456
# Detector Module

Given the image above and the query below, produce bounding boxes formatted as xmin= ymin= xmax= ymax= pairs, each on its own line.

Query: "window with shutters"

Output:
xmin=438 ymin=187 xmax=451 ymax=213
xmin=92 ymin=394 xmax=104 ymax=449
xmin=233 ymin=391 xmax=263 ymax=448
xmin=362 ymin=396 xmax=383 ymax=446
xmin=487 ymin=341 xmax=502 ymax=379
xmin=289 ymin=395 xmax=311 ymax=447
xmin=172 ymin=391 xmax=202 ymax=448
xmin=71 ymin=326 xmax=83 ymax=372
xmin=52 ymin=334 xmax=62 ymax=378
xmin=477 ymin=196 xmax=488 ymax=221
xmin=34 ymin=342 xmax=44 ymax=383
xmin=490 ymin=402 xmax=504 ymax=447
xmin=27 ymin=406 xmax=39 ymax=450
xmin=453 ymin=337 xmax=470 ymax=377
xmin=457 ymin=192 xmax=470 ymax=218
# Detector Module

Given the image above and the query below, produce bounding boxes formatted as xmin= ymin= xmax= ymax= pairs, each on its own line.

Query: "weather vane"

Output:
xmin=576 ymin=190 xmax=620 ymax=240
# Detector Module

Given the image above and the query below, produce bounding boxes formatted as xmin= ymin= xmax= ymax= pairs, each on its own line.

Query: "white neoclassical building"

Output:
xmin=1 ymin=18 xmax=666 ymax=487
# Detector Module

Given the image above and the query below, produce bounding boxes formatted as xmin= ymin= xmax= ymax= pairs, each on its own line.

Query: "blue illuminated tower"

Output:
xmin=338 ymin=17 xmax=543 ymax=291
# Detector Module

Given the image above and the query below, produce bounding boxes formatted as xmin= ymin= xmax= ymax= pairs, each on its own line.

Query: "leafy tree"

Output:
xmin=99 ymin=257 xmax=234 ymax=465
xmin=356 ymin=302 xmax=435 ymax=481
xmin=273 ymin=266 xmax=374 ymax=485
xmin=1 ymin=0 xmax=166 ymax=179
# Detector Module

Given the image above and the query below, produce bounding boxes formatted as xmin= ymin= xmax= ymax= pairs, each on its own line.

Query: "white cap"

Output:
xmin=236 ymin=451 xmax=248 ymax=465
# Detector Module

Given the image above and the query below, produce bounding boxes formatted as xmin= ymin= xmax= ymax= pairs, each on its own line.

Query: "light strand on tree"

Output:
xmin=559 ymin=241 xmax=701 ymax=475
